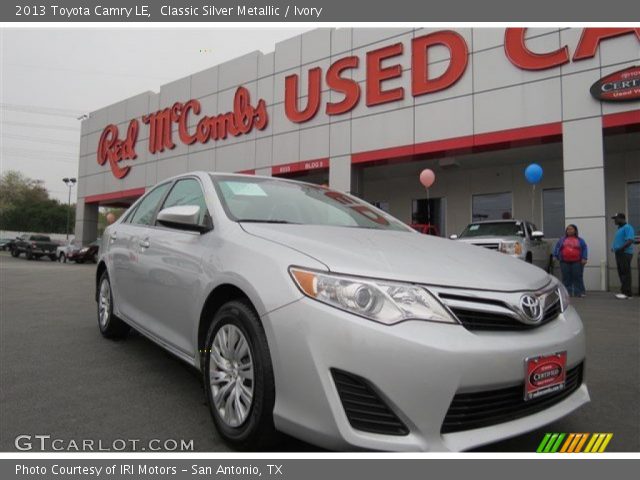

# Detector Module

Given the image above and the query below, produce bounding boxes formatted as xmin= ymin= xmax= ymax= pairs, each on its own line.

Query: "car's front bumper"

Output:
xmin=263 ymin=298 xmax=588 ymax=452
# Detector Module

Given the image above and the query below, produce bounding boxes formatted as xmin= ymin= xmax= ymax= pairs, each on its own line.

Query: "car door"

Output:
xmin=134 ymin=177 xmax=212 ymax=355
xmin=110 ymin=182 xmax=172 ymax=326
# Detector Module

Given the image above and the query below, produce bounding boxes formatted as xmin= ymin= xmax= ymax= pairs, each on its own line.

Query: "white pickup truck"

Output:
xmin=451 ymin=219 xmax=552 ymax=271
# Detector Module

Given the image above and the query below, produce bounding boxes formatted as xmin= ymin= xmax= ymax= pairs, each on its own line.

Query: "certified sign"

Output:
xmin=590 ymin=65 xmax=640 ymax=102
xmin=524 ymin=352 xmax=567 ymax=401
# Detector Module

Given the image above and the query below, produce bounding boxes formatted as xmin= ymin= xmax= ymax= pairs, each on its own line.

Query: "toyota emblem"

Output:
xmin=520 ymin=294 xmax=543 ymax=322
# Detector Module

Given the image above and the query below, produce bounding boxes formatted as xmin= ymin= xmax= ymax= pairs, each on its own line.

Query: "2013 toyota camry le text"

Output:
xmin=95 ymin=172 xmax=589 ymax=452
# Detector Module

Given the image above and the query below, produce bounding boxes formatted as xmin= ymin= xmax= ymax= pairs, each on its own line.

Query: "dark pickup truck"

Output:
xmin=11 ymin=234 xmax=58 ymax=261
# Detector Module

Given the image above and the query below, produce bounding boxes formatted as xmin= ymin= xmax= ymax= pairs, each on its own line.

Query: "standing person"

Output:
xmin=611 ymin=213 xmax=635 ymax=299
xmin=553 ymin=224 xmax=588 ymax=297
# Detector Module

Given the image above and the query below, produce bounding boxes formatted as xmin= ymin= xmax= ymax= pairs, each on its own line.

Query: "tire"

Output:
xmin=203 ymin=300 xmax=279 ymax=450
xmin=11 ymin=249 xmax=19 ymax=258
xmin=59 ymin=253 xmax=67 ymax=263
xmin=97 ymin=271 xmax=130 ymax=339
xmin=49 ymin=254 xmax=56 ymax=262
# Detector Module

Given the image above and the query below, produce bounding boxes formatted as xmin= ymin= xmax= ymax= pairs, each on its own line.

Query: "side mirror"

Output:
xmin=157 ymin=205 xmax=211 ymax=233
xmin=449 ymin=234 xmax=458 ymax=240
xmin=531 ymin=230 xmax=545 ymax=239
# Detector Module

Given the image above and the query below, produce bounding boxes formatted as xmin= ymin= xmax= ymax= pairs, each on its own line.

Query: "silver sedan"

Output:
xmin=96 ymin=172 xmax=588 ymax=451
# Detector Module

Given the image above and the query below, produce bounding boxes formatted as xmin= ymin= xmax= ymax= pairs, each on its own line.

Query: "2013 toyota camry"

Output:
xmin=96 ymin=172 xmax=589 ymax=451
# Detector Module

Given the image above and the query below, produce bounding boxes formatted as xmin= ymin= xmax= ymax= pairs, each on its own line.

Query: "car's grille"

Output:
xmin=441 ymin=363 xmax=583 ymax=434
xmin=472 ymin=242 xmax=500 ymax=250
xmin=331 ymin=369 xmax=409 ymax=436
xmin=439 ymin=289 xmax=562 ymax=331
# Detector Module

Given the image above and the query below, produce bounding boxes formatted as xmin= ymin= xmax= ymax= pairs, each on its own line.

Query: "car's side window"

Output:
xmin=129 ymin=183 xmax=171 ymax=226
xmin=159 ymin=178 xmax=210 ymax=227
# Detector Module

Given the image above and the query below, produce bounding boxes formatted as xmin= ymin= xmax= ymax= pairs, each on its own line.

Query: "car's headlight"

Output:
xmin=289 ymin=268 xmax=457 ymax=325
xmin=557 ymin=282 xmax=570 ymax=312
xmin=499 ymin=241 xmax=522 ymax=256
xmin=79 ymin=247 xmax=89 ymax=253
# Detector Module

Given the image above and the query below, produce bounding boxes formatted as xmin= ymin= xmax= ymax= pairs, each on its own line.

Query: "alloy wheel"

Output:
xmin=209 ymin=324 xmax=254 ymax=428
xmin=98 ymin=279 xmax=111 ymax=328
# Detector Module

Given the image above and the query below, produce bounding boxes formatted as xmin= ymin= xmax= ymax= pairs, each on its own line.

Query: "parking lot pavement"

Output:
xmin=1 ymin=252 xmax=638 ymax=452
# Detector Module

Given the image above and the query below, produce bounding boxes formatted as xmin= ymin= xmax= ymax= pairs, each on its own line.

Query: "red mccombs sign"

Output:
xmin=98 ymin=28 xmax=640 ymax=178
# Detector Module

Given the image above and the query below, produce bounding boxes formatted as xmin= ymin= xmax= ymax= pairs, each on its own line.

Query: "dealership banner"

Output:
xmin=2 ymin=459 xmax=640 ymax=479
xmin=2 ymin=0 xmax=640 ymax=22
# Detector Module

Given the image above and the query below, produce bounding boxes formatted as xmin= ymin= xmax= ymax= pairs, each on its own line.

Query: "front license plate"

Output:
xmin=524 ymin=352 xmax=567 ymax=401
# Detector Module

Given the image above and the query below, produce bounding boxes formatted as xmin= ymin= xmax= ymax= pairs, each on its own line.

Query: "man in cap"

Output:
xmin=611 ymin=213 xmax=635 ymax=299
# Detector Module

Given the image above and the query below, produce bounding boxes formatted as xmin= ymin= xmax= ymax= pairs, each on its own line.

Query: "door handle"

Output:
xmin=139 ymin=239 xmax=150 ymax=249
xmin=109 ymin=231 xmax=117 ymax=243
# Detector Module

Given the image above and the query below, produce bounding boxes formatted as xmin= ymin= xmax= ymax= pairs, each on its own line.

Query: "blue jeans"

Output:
xmin=560 ymin=261 xmax=585 ymax=296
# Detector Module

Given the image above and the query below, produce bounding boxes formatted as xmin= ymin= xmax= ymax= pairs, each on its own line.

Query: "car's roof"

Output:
xmin=470 ymin=219 xmax=526 ymax=224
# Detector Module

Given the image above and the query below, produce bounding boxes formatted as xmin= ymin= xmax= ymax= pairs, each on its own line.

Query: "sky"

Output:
xmin=0 ymin=27 xmax=310 ymax=203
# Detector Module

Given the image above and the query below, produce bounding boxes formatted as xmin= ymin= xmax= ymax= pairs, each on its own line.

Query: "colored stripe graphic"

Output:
xmin=539 ymin=433 xmax=613 ymax=453
xmin=537 ymin=433 xmax=566 ymax=453
xmin=574 ymin=433 xmax=589 ymax=453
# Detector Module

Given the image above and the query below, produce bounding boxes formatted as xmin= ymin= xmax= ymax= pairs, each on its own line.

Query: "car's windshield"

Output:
xmin=459 ymin=222 xmax=524 ymax=238
xmin=211 ymin=176 xmax=411 ymax=231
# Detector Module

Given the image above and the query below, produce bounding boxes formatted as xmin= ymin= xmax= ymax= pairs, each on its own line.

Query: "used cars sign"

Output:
xmin=590 ymin=65 xmax=640 ymax=102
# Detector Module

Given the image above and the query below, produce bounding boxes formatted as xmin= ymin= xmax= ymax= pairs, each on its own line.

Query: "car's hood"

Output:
xmin=241 ymin=224 xmax=550 ymax=292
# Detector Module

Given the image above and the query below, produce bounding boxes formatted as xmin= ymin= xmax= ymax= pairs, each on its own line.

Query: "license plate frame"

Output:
xmin=524 ymin=351 xmax=567 ymax=401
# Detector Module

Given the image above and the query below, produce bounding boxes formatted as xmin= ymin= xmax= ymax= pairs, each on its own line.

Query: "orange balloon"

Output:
xmin=419 ymin=169 xmax=435 ymax=188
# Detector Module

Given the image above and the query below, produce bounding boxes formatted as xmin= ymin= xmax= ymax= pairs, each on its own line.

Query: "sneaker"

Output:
xmin=615 ymin=293 xmax=629 ymax=299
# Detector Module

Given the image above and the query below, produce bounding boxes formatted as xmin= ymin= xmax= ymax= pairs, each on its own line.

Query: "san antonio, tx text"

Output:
xmin=16 ymin=464 xmax=283 ymax=477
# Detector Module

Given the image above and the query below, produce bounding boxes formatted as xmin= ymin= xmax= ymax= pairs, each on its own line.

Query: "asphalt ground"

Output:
xmin=1 ymin=252 xmax=638 ymax=452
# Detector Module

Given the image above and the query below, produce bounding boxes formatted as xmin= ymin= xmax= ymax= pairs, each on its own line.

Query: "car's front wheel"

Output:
xmin=97 ymin=272 xmax=130 ymax=339
xmin=11 ymin=249 xmax=19 ymax=258
xmin=203 ymin=300 xmax=278 ymax=450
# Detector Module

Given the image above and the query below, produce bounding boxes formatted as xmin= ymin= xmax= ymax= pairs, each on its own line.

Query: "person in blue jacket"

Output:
xmin=553 ymin=224 xmax=588 ymax=297
xmin=611 ymin=212 xmax=635 ymax=299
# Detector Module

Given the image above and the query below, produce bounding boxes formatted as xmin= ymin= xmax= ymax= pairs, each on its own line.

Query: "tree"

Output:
xmin=0 ymin=170 xmax=75 ymax=234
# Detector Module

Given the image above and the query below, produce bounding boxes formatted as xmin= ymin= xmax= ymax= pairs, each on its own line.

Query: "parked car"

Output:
xmin=56 ymin=241 xmax=81 ymax=263
xmin=11 ymin=234 xmax=58 ymax=260
xmin=67 ymin=241 xmax=99 ymax=264
xmin=96 ymin=173 xmax=587 ymax=452
xmin=0 ymin=238 xmax=14 ymax=251
xmin=451 ymin=219 xmax=552 ymax=271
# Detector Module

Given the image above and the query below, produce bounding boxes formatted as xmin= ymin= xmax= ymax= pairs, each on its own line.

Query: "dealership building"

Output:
xmin=75 ymin=27 xmax=640 ymax=291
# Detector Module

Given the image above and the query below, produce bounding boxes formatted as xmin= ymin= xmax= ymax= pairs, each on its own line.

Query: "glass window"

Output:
xmin=160 ymin=178 xmax=209 ymax=226
xmin=211 ymin=175 xmax=411 ymax=231
xmin=472 ymin=192 xmax=512 ymax=222
xmin=130 ymin=183 xmax=171 ymax=226
xmin=542 ymin=188 xmax=565 ymax=238
xmin=459 ymin=221 xmax=524 ymax=238
xmin=628 ymin=182 xmax=640 ymax=233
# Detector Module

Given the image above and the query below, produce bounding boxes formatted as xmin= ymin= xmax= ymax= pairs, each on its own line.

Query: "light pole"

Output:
xmin=62 ymin=177 xmax=77 ymax=241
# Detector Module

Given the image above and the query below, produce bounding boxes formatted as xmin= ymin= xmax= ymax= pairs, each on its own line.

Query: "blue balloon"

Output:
xmin=524 ymin=163 xmax=543 ymax=184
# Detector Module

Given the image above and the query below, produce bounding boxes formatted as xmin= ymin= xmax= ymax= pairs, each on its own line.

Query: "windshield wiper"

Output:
xmin=237 ymin=219 xmax=300 ymax=224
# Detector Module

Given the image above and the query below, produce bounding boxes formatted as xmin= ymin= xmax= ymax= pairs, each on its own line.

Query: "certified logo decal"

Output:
xmin=520 ymin=294 xmax=542 ymax=322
